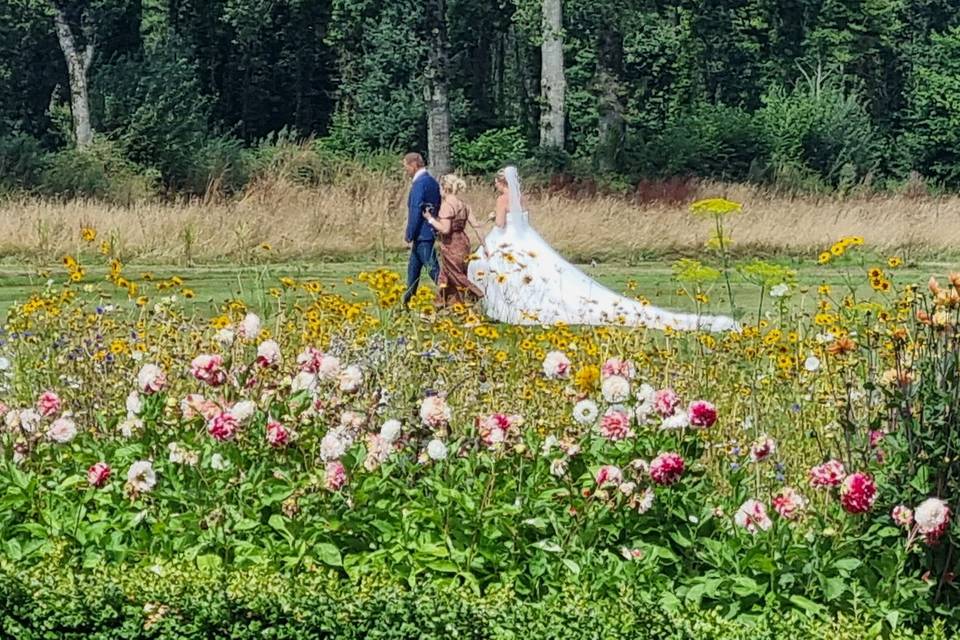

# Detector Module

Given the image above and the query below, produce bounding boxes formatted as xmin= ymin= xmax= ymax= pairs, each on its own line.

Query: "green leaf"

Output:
xmin=703 ymin=577 xmax=723 ymax=597
xmin=646 ymin=544 xmax=680 ymax=563
xmin=660 ymin=591 xmax=682 ymax=612
xmin=731 ymin=576 xmax=761 ymax=597
xmin=10 ymin=467 xmax=31 ymax=490
xmin=267 ymin=514 xmax=292 ymax=542
xmin=16 ymin=522 xmax=47 ymax=539
xmin=910 ymin=466 xmax=930 ymax=493
xmin=426 ymin=560 xmax=458 ymax=573
xmin=744 ymin=552 xmax=775 ymax=574
xmin=57 ymin=474 xmax=86 ymax=491
xmin=823 ymin=576 xmax=846 ymax=601
xmin=234 ymin=518 xmax=260 ymax=532
xmin=685 ymin=583 xmax=705 ymax=604
xmin=886 ymin=610 xmax=900 ymax=629
xmin=262 ymin=489 xmax=293 ymax=506
xmin=561 ymin=558 xmax=580 ymax=575
xmin=532 ymin=540 xmax=562 ymax=553
xmin=314 ymin=542 xmax=342 ymax=567
xmin=834 ymin=558 xmax=861 ymax=572
xmin=196 ymin=554 xmax=223 ymax=570
xmin=669 ymin=531 xmax=693 ymax=548
xmin=789 ymin=595 xmax=825 ymax=616
xmin=522 ymin=517 xmax=548 ymax=529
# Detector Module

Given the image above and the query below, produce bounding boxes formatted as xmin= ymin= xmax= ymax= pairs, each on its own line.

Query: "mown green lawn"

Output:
xmin=0 ymin=256 xmax=953 ymax=317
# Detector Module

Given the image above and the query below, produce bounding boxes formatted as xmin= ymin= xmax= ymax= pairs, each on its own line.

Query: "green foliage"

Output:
xmin=903 ymin=28 xmax=960 ymax=187
xmin=453 ymin=127 xmax=529 ymax=175
xmin=757 ymin=77 xmax=881 ymax=190
xmin=181 ymin=136 xmax=255 ymax=196
xmin=0 ymin=561 xmax=952 ymax=639
xmin=95 ymin=44 xmax=211 ymax=187
xmin=325 ymin=0 xmax=427 ymax=151
xmin=881 ymin=291 xmax=960 ymax=583
xmin=522 ymin=146 xmax=573 ymax=176
xmin=0 ymin=132 xmax=45 ymax=192
xmin=4 ymin=0 xmax=960 ymax=192
xmin=737 ymin=260 xmax=797 ymax=288
xmin=40 ymin=138 xmax=158 ymax=203
xmin=625 ymin=104 xmax=764 ymax=181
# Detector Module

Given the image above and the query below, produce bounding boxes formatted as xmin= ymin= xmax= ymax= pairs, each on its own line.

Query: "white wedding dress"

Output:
xmin=466 ymin=167 xmax=738 ymax=332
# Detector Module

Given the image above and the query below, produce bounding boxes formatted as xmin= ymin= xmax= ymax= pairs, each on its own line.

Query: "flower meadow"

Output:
xmin=0 ymin=223 xmax=959 ymax=635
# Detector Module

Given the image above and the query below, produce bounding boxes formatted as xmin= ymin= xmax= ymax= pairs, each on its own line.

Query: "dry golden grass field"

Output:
xmin=2 ymin=174 xmax=958 ymax=266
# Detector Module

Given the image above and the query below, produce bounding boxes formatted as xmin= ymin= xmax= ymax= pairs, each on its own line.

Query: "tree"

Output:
xmin=425 ymin=0 xmax=452 ymax=173
xmin=49 ymin=0 xmax=94 ymax=148
xmin=903 ymin=27 xmax=960 ymax=187
xmin=595 ymin=26 xmax=624 ymax=172
xmin=539 ymin=0 xmax=565 ymax=148
xmin=327 ymin=0 xmax=425 ymax=151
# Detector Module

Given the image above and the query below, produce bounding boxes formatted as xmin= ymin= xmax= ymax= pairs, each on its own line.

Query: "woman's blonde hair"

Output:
xmin=440 ymin=173 xmax=466 ymax=195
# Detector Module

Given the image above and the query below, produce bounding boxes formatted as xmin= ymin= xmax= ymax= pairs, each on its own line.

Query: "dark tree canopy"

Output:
xmin=4 ymin=0 xmax=960 ymax=191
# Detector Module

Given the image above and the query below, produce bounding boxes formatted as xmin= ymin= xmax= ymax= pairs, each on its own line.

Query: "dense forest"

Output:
xmin=3 ymin=0 xmax=960 ymax=198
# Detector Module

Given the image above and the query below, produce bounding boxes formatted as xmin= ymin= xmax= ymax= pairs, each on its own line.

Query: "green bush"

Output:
xmin=519 ymin=146 xmax=573 ymax=181
xmin=624 ymin=103 xmax=763 ymax=181
xmin=182 ymin=136 xmax=255 ymax=196
xmin=316 ymin=111 xmax=375 ymax=158
xmin=757 ymin=78 xmax=881 ymax=190
xmin=41 ymin=138 xmax=158 ymax=204
xmin=0 ymin=561 xmax=951 ymax=639
xmin=252 ymin=129 xmax=346 ymax=186
xmin=452 ymin=127 xmax=530 ymax=175
xmin=0 ymin=132 xmax=45 ymax=192
xmin=95 ymin=44 xmax=211 ymax=188
xmin=902 ymin=27 xmax=960 ymax=187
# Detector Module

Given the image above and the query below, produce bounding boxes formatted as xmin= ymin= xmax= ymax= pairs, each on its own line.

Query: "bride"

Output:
xmin=466 ymin=166 xmax=738 ymax=332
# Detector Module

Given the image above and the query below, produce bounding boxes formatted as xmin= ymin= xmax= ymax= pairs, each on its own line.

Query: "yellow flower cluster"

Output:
xmin=867 ymin=267 xmax=892 ymax=292
xmin=358 ymin=269 xmax=405 ymax=308
xmin=62 ymin=255 xmax=85 ymax=283
xmin=689 ymin=198 xmax=743 ymax=217
xmin=817 ymin=236 xmax=864 ymax=264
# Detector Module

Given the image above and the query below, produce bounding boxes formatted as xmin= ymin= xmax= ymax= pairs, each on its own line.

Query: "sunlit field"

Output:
xmin=0 ymin=206 xmax=957 ymax=637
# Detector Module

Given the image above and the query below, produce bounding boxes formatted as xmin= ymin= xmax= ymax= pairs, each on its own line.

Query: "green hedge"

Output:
xmin=0 ymin=561 xmax=952 ymax=640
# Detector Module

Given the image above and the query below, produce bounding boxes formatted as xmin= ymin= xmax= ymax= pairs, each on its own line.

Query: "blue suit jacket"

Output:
xmin=406 ymin=172 xmax=441 ymax=243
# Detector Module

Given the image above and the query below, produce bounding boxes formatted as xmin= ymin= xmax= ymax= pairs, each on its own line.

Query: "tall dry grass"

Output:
xmin=2 ymin=175 xmax=959 ymax=265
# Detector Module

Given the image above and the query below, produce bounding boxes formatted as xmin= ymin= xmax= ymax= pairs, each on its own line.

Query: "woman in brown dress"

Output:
xmin=423 ymin=174 xmax=484 ymax=306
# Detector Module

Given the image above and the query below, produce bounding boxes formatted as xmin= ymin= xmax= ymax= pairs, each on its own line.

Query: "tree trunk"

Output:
xmin=539 ymin=0 xmax=565 ymax=148
xmin=596 ymin=28 xmax=624 ymax=172
xmin=51 ymin=3 xmax=94 ymax=149
xmin=425 ymin=0 xmax=452 ymax=174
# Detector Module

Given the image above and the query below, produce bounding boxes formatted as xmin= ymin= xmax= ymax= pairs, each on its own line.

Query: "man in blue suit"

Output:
xmin=401 ymin=152 xmax=441 ymax=307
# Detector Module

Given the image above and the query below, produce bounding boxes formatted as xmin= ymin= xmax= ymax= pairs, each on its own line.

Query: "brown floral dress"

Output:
xmin=436 ymin=197 xmax=483 ymax=305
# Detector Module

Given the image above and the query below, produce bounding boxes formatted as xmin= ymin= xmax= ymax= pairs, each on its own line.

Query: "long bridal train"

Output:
xmin=466 ymin=167 xmax=738 ymax=333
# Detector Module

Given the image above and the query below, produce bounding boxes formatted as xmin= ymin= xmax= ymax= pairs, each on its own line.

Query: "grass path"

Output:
xmin=0 ymin=256 xmax=955 ymax=318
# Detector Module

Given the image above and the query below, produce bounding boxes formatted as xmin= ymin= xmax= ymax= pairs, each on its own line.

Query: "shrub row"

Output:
xmin=0 ymin=78 xmax=941 ymax=203
xmin=0 ymin=561 xmax=952 ymax=640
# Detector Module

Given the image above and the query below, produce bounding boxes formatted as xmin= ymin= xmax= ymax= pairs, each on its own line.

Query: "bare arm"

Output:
xmin=427 ymin=201 xmax=454 ymax=235
xmin=466 ymin=210 xmax=483 ymax=229
xmin=493 ymin=194 xmax=508 ymax=228
xmin=434 ymin=217 xmax=452 ymax=235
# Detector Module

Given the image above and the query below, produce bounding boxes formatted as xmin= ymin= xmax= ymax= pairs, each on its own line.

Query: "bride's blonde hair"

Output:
xmin=440 ymin=173 xmax=466 ymax=195
xmin=495 ymin=168 xmax=519 ymax=191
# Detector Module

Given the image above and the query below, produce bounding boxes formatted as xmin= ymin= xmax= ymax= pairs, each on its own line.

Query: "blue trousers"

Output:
xmin=403 ymin=241 xmax=439 ymax=306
